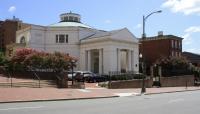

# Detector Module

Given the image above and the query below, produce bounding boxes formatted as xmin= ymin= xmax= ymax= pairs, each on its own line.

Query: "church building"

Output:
xmin=15 ymin=12 xmax=139 ymax=74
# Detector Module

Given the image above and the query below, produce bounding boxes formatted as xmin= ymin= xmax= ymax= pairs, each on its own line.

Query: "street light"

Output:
xmin=71 ymin=59 xmax=76 ymax=85
xmin=142 ymin=10 xmax=162 ymax=38
xmin=139 ymin=53 xmax=146 ymax=93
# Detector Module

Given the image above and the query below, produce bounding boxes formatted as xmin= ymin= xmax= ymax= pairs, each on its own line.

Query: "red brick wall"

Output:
xmin=0 ymin=20 xmax=30 ymax=51
xmin=139 ymin=37 xmax=182 ymax=66
xmin=160 ymin=75 xmax=194 ymax=87
xmin=140 ymin=39 xmax=171 ymax=64
xmin=109 ymin=79 xmax=153 ymax=89
xmin=108 ymin=75 xmax=194 ymax=89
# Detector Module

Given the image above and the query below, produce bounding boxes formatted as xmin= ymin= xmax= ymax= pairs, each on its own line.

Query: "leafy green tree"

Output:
xmin=155 ymin=56 xmax=191 ymax=76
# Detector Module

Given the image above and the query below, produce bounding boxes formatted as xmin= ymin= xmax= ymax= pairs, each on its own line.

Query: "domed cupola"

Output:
xmin=60 ymin=11 xmax=81 ymax=23
xmin=49 ymin=12 xmax=91 ymax=28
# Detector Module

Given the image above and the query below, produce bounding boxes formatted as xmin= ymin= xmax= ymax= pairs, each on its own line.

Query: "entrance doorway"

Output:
xmin=120 ymin=50 xmax=128 ymax=73
xmin=91 ymin=50 xmax=99 ymax=73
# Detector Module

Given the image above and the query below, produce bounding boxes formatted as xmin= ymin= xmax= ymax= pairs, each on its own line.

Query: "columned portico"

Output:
xmin=87 ymin=50 xmax=91 ymax=71
xmin=99 ymin=48 xmax=103 ymax=74
xmin=117 ymin=48 xmax=121 ymax=72
xmin=82 ymin=47 xmax=138 ymax=74
xmin=128 ymin=50 xmax=132 ymax=71
xmin=116 ymin=48 xmax=135 ymax=72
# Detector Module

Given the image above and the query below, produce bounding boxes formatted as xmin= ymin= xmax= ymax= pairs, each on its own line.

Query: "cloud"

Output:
xmin=133 ymin=24 xmax=142 ymax=29
xmin=184 ymin=26 xmax=200 ymax=32
xmin=182 ymin=33 xmax=192 ymax=45
xmin=182 ymin=26 xmax=200 ymax=45
xmin=136 ymin=24 xmax=142 ymax=28
xmin=162 ymin=0 xmax=200 ymax=15
xmin=104 ymin=19 xmax=112 ymax=24
xmin=8 ymin=6 xmax=16 ymax=13
xmin=182 ymin=26 xmax=200 ymax=53
xmin=184 ymin=48 xmax=200 ymax=54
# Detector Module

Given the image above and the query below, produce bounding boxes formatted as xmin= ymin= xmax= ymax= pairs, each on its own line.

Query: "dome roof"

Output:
xmin=49 ymin=12 xmax=91 ymax=28
xmin=49 ymin=22 xmax=91 ymax=28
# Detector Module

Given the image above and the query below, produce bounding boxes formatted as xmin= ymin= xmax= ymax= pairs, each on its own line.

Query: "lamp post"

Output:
xmin=71 ymin=60 xmax=75 ymax=85
xmin=139 ymin=53 xmax=146 ymax=93
xmin=142 ymin=10 xmax=162 ymax=38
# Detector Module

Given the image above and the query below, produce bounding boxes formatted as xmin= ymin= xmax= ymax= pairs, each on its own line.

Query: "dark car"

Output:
xmin=68 ymin=71 xmax=106 ymax=82
xmin=83 ymin=72 xmax=106 ymax=83
xmin=67 ymin=72 xmax=77 ymax=81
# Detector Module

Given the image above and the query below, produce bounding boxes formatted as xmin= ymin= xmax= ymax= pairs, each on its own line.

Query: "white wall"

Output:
xmin=16 ymin=25 xmax=139 ymax=73
xmin=29 ymin=25 xmax=46 ymax=51
xmin=80 ymin=39 xmax=139 ymax=74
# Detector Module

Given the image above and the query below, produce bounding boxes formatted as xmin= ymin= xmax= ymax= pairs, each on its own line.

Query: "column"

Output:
xmin=99 ymin=48 xmax=103 ymax=74
xmin=117 ymin=48 xmax=121 ymax=72
xmin=84 ymin=50 xmax=87 ymax=71
xmin=131 ymin=50 xmax=134 ymax=71
xmin=128 ymin=50 xmax=132 ymax=71
xmin=87 ymin=50 xmax=91 ymax=71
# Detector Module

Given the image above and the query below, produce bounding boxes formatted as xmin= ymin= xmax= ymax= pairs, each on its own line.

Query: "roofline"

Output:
xmin=81 ymin=37 xmax=139 ymax=45
xmin=60 ymin=12 xmax=80 ymax=17
xmin=139 ymin=35 xmax=183 ymax=41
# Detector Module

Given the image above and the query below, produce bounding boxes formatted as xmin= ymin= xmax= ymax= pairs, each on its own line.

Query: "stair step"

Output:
xmin=0 ymin=80 xmax=57 ymax=88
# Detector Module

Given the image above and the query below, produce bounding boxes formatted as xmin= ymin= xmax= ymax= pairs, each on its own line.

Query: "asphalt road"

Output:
xmin=0 ymin=91 xmax=200 ymax=114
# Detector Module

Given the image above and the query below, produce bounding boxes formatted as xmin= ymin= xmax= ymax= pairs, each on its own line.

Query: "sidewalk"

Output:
xmin=0 ymin=86 xmax=200 ymax=103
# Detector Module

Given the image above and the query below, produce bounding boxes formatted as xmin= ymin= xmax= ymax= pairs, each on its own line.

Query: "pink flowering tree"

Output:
xmin=9 ymin=48 xmax=77 ymax=72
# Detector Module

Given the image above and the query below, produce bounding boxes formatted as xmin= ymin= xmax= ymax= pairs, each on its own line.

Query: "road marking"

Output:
xmin=0 ymin=106 xmax=45 ymax=111
xmin=115 ymin=92 xmax=140 ymax=97
xmin=85 ymin=88 xmax=106 ymax=89
xmin=77 ymin=89 xmax=91 ymax=92
xmin=168 ymin=98 xmax=184 ymax=103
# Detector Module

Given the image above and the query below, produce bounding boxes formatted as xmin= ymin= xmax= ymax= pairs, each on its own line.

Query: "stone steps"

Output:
xmin=0 ymin=80 xmax=57 ymax=88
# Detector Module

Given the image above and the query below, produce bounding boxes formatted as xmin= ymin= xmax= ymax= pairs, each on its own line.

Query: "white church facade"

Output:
xmin=15 ymin=12 xmax=139 ymax=74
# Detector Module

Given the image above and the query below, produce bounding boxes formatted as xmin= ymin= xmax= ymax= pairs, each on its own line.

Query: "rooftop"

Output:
xmin=49 ymin=22 xmax=91 ymax=28
xmin=49 ymin=12 xmax=91 ymax=28
xmin=139 ymin=35 xmax=183 ymax=42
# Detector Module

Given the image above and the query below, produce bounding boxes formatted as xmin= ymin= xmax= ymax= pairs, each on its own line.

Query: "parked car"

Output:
xmin=68 ymin=71 xmax=106 ymax=83
xmin=82 ymin=71 xmax=106 ymax=83
xmin=67 ymin=72 xmax=78 ymax=81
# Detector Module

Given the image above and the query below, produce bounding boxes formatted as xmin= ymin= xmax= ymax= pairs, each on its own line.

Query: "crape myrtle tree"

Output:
xmin=155 ymin=56 xmax=191 ymax=76
xmin=7 ymin=48 xmax=77 ymax=87
xmin=9 ymin=48 xmax=77 ymax=71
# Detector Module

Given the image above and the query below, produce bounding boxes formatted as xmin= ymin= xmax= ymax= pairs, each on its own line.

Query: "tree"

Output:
xmin=155 ymin=56 xmax=191 ymax=76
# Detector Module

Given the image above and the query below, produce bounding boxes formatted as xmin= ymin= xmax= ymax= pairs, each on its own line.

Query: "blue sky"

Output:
xmin=0 ymin=0 xmax=200 ymax=54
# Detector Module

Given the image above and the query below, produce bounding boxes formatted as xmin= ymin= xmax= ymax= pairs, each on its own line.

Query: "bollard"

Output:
xmin=185 ymin=80 xmax=188 ymax=89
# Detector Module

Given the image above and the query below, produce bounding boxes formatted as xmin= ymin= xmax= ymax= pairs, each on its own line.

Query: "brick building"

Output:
xmin=139 ymin=32 xmax=183 ymax=74
xmin=0 ymin=17 xmax=30 ymax=55
xmin=182 ymin=52 xmax=200 ymax=67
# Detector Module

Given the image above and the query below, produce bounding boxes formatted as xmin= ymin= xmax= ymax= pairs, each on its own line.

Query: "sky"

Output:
xmin=0 ymin=0 xmax=200 ymax=54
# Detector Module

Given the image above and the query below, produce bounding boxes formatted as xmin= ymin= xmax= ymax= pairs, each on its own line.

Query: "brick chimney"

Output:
xmin=158 ymin=31 xmax=163 ymax=37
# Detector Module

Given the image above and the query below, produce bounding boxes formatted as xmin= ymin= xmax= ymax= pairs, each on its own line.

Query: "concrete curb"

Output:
xmin=145 ymin=88 xmax=200 ymax=95
xmin=0 ymin=96 xmax=119 ymax=104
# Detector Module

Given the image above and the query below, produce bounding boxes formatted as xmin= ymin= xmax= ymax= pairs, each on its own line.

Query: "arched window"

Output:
xmin=20 ymin=36 xmax=26 ymax=44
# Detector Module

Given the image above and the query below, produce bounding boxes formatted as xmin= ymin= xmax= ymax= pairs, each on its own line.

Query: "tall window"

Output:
xmin=171 ymin=51 xmax=174 ymax=56
xmin=179 ymin=41 xmax=181 ymax=49
xmin=171 ymin=40 xmax=174 ymax=48
xmin=69 ymin=16 xmax=73 ymax=21
xmin=59 ymin=35 xmax=65 ymax=43
xmin=55 ymin=34 xmax=68 ymax=43
xmin=174 ymin=40 xmax=177 ymax=48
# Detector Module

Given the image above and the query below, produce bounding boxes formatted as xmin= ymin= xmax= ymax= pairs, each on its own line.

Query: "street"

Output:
xmin=0 ymin=91 xmax=200 ymax=114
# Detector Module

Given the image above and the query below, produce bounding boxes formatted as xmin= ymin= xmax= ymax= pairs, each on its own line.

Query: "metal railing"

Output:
xmin=8 ymin=72 xmax=12 ymax=87
xmin=32 ymin=71 xmax=41 ymax=88
xmin=108 ymin=71 xmax=142 ymax=81
xmin=3 ymin=66 xmax=13 ymax=87
xmin=55 ymin=74 xmax=62 ymax=87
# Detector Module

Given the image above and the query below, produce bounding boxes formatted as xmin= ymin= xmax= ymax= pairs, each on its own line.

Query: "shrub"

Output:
xmin=9 ymin=48 xmax=77 ymax=72
xmin=155 ymin=56 xmax=191 ymax=76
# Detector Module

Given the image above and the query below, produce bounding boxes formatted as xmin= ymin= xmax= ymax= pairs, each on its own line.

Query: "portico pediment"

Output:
xmin=80 ymin=28 xmax=138 ymax=45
